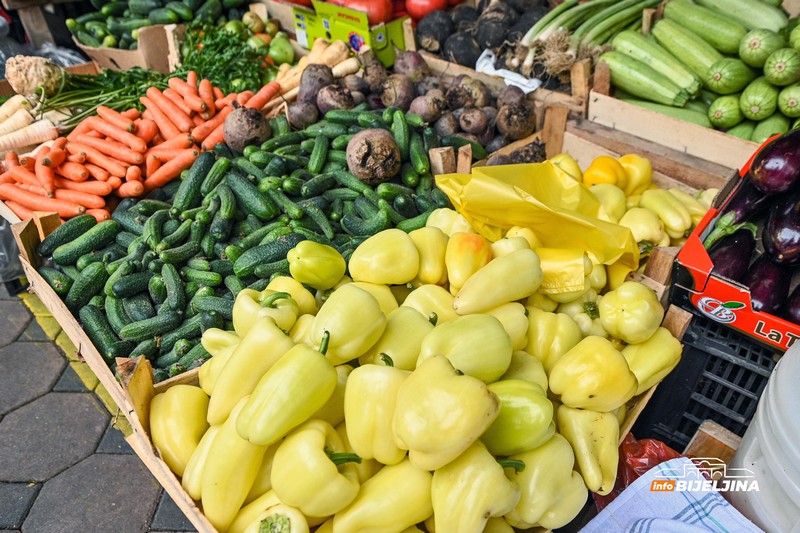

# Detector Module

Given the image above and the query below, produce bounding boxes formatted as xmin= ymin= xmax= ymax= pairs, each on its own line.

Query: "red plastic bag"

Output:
xmin=593 ymin=432 xmax=682 ymax=511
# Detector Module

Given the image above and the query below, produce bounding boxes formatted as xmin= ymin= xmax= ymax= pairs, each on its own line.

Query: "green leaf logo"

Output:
xmin=722 ymin=302 xmax=745 ymax=309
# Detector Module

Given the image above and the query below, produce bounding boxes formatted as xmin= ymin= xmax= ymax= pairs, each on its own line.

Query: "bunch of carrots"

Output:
xmin=0 ymin=71 xmax=280 ymax=222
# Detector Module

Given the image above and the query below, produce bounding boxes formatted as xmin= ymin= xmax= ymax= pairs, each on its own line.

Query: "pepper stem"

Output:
xmin=497 ymin=459 xmax=526 ymax=473
xmin=327 ymin=451 xmax=362 ymax=465
xmin=261 ymin=291 xmax=292 ymax=308
xmin=583 ymin=301 xmax=600 ymax=319
xmin=428 ymin=312 xmax=438 ymax=326
xmin=380 ymin=353 xmax=394 ymax=367
xmin=319 ymin=330 xmax=330 ymax=355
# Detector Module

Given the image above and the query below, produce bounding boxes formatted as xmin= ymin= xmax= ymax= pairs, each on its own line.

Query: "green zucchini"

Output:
xmin=708 ymin=95 xmax=745 ymax=129
xmin=704 ymin=58 xmax=756 ymax=95
xmin=651 ymin=18 xmax=724 ymax=80
xmin=619 ymin=98 xmax=713 ymax=127
xmin=695 ymin=0 xmax=788 ymax=33
xmin=600 ymin=51 xmax=688 ymax=107
xmin=752 ymin=113 xmax=791 ymax=143
xmin=663 ymin=0 xmax=747 ymax=54
xmin=726 ymin=120 xmax=757 ymax=140
xmin=740 ymin=29 xmax=786 ymax=69
xmin=740 ymin=77 xmax=780 ymax=120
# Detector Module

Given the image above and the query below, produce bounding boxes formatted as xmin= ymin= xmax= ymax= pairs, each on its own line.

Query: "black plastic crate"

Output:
xmin=631 ymin=314 xmax=779 ymax=452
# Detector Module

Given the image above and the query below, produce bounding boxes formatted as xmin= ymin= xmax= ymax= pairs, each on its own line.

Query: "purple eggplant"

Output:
xmin=764 ymin=188 xmax=800 ymax=265
xmin=750 ymin=128 xmax=800 ymax=194
xmin=783 ymin=284 xmax=800 ymax=325
xmin=744 ymin=254 xmax=792 ymax=315
xmin=702 ymin=176 xmax=771 ymax=248
xmin=707 ymin=223 xmax=757 ymax=283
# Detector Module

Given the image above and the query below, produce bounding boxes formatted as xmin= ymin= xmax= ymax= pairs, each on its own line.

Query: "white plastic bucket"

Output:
xmin=726 ymin=345 xmax=800 ymax=533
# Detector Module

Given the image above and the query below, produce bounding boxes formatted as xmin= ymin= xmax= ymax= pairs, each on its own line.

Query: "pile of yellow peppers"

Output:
xmin=148 ymin=205 xmax=686 ymax=533
xmin=551 ymin=152 xmax=718 ymax=255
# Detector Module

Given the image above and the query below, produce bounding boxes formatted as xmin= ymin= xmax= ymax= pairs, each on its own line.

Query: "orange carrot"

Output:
xmin=66 ymin=152 xmax=86 ymax=163
xmin=154 ymin=132 xmax=194 ymax=150
xmin=18 ymin=155 xmax=35 ymax=171
xmin=126 ymin=165 xmax=142 ymax=182
xmin=117 ymin=180 xmax=145 ymax=198
xmin=97 ymin=105 xmax=135 ymax=132
xmin=192 ymin=114 xmax=205 ymax=127
xmin=215 ymin=93 xmax=238 ymax=110
xmin=0 ymin=183 xmax=85 ymax=217
xmin=54 ymin=176 xmax=113 ymax=196
xmin=86 ymin=208 xmax=111 ymax=222
xmin=122 ymin=108 xmax=141 ymax=120
xmin=4 ymin=152 xmax=19 ymax=170
xmin=34 ymin=146 xmax=55 ymax=197
xmin=74 ymin=134 xmax=144 ymax=165
xmin=139 ymin=96 xmax=181 ymax=141
xmin=5 ymin=200 xmax=33 ymax=220
xmin=146 ymin=87 xmax=194 ymax=132
xmin=54 ymin=188 xmax=106 ymax=209
xmin=192 ymin=106 xmax=233 ymax=143
xmin=0 ymin=172 xmax=14 ymax=185
xmin=84 ymin=163 xmax=110 ymax=182
xmin=84 ymin=116 xmax=148 ymax=153
xmin=169 ymin=77 xmax=206 ymax=113
xmin=52 ymin=137 xmax=68 ymax=151
xmin=85 ymin=130 xmax=104 ymax=138
xmin=145 ymin=153 xmax=161 ymax=177
xmin=134 ymin=118 xmax=159 ymax=144
xmin=143 ymin=150 xmax=198 ymax=192
xmin=246 ymin=81 xmax=281 ymax=110
xmin=142 ymin=109 xmax=154 ymax=121
xmin=200 ymin=122 xmax=228 ymax=151
xmin=198 ymin=79 xmax=216 ymax=118
xmin=56 ymin=161 xmax=90 ymax=182
xmin=107 ymin=176 xmax=123 ymax=189
xmin=212 ymin=86 xmax=224 ymax=100
xmin=8 ymin=166 xmax=41 ymax=187
xmin=66 ymin=120 xmax=93 ymax=142
xmin=163 ymin=88 xmax=193 ymax=116
xmin=42 ymin=147 xmax=66 ymax=168
xmin=237 ymin=91 xmax=255 ymax=105
xmin=146 ymin=147 xmax=199 ymax=161
xmin=151 ymin=132 xmax=166 ymax=146
xmin=187 ymin=71 xmax=198 ymax=88
xmin=66 ymin=142 xmax=127 ymax=178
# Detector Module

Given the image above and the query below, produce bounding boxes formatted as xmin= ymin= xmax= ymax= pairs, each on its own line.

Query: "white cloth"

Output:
xmin=474 ymin=49 xmax=542 ymax=94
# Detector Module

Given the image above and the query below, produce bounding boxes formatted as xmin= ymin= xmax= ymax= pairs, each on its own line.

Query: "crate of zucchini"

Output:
xmin=67 ymin=0 xmax=248 ymax=72
xmin=593 ymin=0 xmax=800 ymax=167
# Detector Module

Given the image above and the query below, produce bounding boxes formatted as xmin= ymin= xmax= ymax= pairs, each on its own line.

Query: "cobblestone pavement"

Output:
xmin=0 ymin=284 xmax=198 ymax=533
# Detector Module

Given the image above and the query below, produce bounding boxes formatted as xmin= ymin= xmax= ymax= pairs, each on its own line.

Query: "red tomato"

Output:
xmin=342 ymin=0 xmax=394 ymax=25
xmin=405 ymin=0 xmax=448 ymax=21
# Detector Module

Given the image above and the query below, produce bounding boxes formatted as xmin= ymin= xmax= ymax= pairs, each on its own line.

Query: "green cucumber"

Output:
xmin=119 ymin=311 xmax=183 ymax=342
xmin=122 ymin=293 xmax=156 ymax=322
xmin=52 ymin=220 xmax=120 ymax=266
xmin=39 ymin=267 xmax=73 ymax=297
xmin=112 ymin=271 xmax=154 ymax=298
xmin=65 ymin=262 xmax=108 ymax=311
xmin=233 ymin=233 xmax=306 ymax=278
xmin=172 ymin=151 xmax=215 ymax=215
xmin=38 ymin=215 xmax=97 ymax=257
xmin=105 ymin=295 xmax=130 ymax=335
xmin=79 ymin=304 xmax=132 ymax=363
xmin=225 ymin=172 xmax=279 ymax=221
xmin=191 ymin=296 xmax=233 ymax=319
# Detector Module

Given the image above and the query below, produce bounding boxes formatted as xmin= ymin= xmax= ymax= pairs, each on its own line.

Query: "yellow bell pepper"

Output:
xmin=639 ymin=188 xmax=693 ymax=239
xmin=244 ymin=442 xmax=279 ymax=504
xmin=401 ymin=284 xmax=458 ymax=324
xmin=431 ymin=440 xmax=520 ymax=532
xmin=359 ymin=306 xmax=434 ymax=370
xmin=587 ymin=262 xmax=607 ymax=292
xmin=349 ymin=228 xmax=420 ymax=285
xmin=526 ymin=291 xmax=559 ymax=312
xmin=618 ymin=153 xmax=652 ymax=196
xmin=311 ymin=364 xmax=352 ymax=427
xmin=287 ymin=240 xmax=346 ymax=291
xmin=267 ymin=276 xmax=318 ymax=316
xmin=583 ymin=155 xmax=627 ymax=189
xmin=392 ymin=355 xmax=500 ymax=470
xmin=314 ymin=274 xmax=351 ymax=310
xmin=590 ymin=183 xmax=627 ymax=223
xmin=482 ymin=379 xmax=555 ymax=456
xmin=233 ymin=289 xmax=300 ymax=335
xmin=669 ymin=187 xmax=709 ymax=226
xmin=207 ymin=316 xmax=295 ymax=425
xmin=619 ymin=206 xmax=671 ymax=255
xmin=198 ymin=342 xmax=236 ymax=397
xmin=548 ymin=336 xmax=638 ymax=412
xmin=332 ymin=458 xmax=433 ymax=532
xmin=344 ymin=360 xmax=409 ymax=465
xmin=271 ymin=419 xmax=360 ymax=517
xmin=310 ymin=283 xmax=387 ymax=365
xmin=453 ymin=248 xmax=543 ymax=315
xmin=524 ymin=307 xmax=583 ymax=373
xmin=200 ymin=327 xmax=239 ymax=356
xmin=181 ymin=424 xmax=220 ymax=501
xmin=501 ymin=350 xmax=548 ymax=392
xmin=557 ymin=404 xmax=620 ymax=495
xmin=505 ymin=433 xmax=588 ymax=530
xmin=599 ymin=281 xmax=664 ymax=344
xmin=425 ymin=207 xmax=474 ymax=236
xmin=557 ymin=289 xmax=607 ymax=338
xmin=335 ymin=422 xmax=383 ymax=484
xmin=550 ymin=152 xmax=583 ymax=182
xmin=417 ymin=313 xmax=512 ymax=383
xmin=288 ymin=313 xmax=314 ymax=345
xmin=390 ymin=283 xmax=412 ymax=305
xmin=242 ymin=504 xmax=309 ymax=533
xmin=622 ymin=326 xmax=682 ymax=395
xmin=349 ymin=281 xmax=398 ymax=316
xmin=408 ymin=226 xmax=449 ymax=286
xmin=484 ymin=302 xmax=530 ymax=351
xmin=237 ymin=338 xmax=338 ymax=446
xmin=227 ymin=490 xmax=281 ymax=533
xmin=490 ymin=236 xmax=530 ymax=257
xmin=485 ymin=517 xmax=515 ymax=533
xmin=202 ymin=397 xmax=268 ymax=532
xmin=696 ymin=187 xmax=719 ymax=209
xmin=445 ymin=231 xmax=493 ymax=295
xmin=149 ymin=384 xmax=209 ymax=478
xmin=505 ymin=226 xmax=543 ymax=249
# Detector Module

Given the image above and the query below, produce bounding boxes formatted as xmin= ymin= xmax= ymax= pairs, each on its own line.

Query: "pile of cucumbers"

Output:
xmin=66 ymin=0 xmax=247 ymax=49
xmin=35 ymin=107 xmax=449 ymax=382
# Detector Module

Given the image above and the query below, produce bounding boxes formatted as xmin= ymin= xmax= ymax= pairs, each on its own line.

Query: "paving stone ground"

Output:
xmin=0 ymin=283 xmax=197 ymax=533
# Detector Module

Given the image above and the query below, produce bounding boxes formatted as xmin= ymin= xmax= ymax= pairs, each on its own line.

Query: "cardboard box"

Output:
xmin=74 ymin=24 xmax=183 ymax=74
xmin=670 ymin=145 xmax=800 ymax=353
xmin=291 ymin=1 xmax=409 ymax=66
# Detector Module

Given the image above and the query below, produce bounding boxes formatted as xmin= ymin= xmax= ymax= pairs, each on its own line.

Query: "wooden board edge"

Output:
xmin=682 ymin=419 xmax=741 ymax=461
